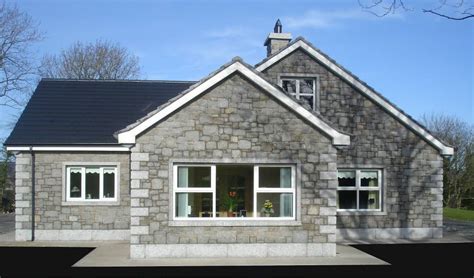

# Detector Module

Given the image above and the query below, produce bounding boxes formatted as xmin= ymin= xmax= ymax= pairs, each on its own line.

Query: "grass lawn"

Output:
xmin=443 ymin=207 xmax=474 ymax=222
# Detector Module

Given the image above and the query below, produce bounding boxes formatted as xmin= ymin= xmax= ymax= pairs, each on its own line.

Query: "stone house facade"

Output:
xmin=5 ymin=21 xmax=452 ymax=259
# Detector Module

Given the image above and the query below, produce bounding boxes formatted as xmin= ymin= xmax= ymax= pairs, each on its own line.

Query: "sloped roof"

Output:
xmin=5 ymin=79 xmax=195 ymax=145
xmin=255 ymin=37 xmax=454 ymax=156
xmin=117 ymin=57 xmax=351 ymax=146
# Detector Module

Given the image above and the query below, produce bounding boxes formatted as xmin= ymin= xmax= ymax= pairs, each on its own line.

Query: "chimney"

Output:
xmin=264 ymin=19 xmax=292 ymax=57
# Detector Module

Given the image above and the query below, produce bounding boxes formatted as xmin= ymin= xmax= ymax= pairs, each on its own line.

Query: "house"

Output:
xmin=4 ymin=21 xmax=453 ymax=259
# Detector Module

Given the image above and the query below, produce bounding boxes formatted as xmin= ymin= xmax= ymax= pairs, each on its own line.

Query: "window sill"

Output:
xmin=337 ymin=210 xmax=386 ymax=216
xmin=169 ymin=219 xmax=302 ymax=227
xmin=61 ymin=201 xmax=120 ymax=206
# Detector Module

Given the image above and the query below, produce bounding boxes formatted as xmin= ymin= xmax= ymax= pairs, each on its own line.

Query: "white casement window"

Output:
xmin=280 ymin=77 xmax=319 ymax=111
xmin=337 ymin=169 xmax=382 ymax=212
xmin=66 ymin=166 xmax=118 ymax=202
xmin=173 ymin=164 xmax=296 ymax=220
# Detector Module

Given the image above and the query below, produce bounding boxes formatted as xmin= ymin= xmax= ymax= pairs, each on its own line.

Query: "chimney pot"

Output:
xmin=264 ymin=20 xmax=292 ymax=57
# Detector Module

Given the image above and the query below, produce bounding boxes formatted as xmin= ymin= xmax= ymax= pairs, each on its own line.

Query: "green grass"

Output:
xmin=443 ymin=207 xmax=474 ymax=222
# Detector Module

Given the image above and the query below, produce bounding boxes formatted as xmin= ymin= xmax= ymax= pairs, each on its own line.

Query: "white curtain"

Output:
xmin=86 ymin=168 xmax=100 ymax=174
xmin=360 ymin=171 xmax=378 ymax=179
xmin=338 ymin=171 xmax=355 ymax=179
xmin=280 ymin=193 xmax=293 ymax=217
xmin=177 ymin=167 xmax=189 ymax=217
xmin=280 ymin=167 xmax=291 ymax=188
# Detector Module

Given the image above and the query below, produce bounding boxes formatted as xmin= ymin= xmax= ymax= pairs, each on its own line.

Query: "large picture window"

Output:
xmin=173 ymin=164 xmax=296 ymax=219
xmin=337 ymin=169 xmax=382 ymax=211
xmin=280 ymin=77 xmax=318 ymax=111
xmin=66 ymin=166 xmax=118 ymax=202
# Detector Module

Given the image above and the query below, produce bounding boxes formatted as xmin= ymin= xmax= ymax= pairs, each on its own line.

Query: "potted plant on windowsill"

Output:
xmin=261 ymin=200 xmax=274 ymax=217
xmin=222 ymin=191 xmax=238 ymax=217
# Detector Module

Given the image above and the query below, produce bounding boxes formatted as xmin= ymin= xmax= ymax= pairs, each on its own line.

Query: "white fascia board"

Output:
xmin=256 ymin=41 xmax=454 ymax=156
xmin=6 ymin=146 xmax=131 ymax=152
xmin=117 ymin=61 xmax=350 ymax=146
xmin=236 ymin=64 xmax=350 ymax=146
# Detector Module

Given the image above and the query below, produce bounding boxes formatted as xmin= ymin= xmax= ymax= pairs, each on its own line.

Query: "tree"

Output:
xmin=358 ymin=0 xmax=474 ymax=20
xmin=0 ymin=1 xmax=42 ymax=108
xmin=0 ymin=144 xmax=14 ymax=213
xmin=40 ymin=40 xmax=141 ymax=80
xmin=420 ymin=114 xmax=474 ymax=208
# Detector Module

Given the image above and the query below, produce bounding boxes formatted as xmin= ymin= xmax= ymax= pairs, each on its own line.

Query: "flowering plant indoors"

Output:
xmin=261 ymin=199 xmax=274 ymax=216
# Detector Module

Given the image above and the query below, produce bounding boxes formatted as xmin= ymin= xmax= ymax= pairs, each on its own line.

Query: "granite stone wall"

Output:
xmin=130 ymin=73 xmax=338 ymax=258
xmin=262 ymin=49 xmax=444 ymax=232
xmin=15 ymin=152 xmax=130 ymax=240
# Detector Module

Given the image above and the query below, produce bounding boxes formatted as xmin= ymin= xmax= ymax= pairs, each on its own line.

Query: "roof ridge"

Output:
xmin=40 ymin=78 xmax=197 ymax=83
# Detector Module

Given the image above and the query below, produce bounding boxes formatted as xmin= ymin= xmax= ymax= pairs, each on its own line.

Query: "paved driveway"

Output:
xmin=0 ymin=213 xmax=15 ymax=242
xmin=444 ymin=219 xmax=474 ymax=241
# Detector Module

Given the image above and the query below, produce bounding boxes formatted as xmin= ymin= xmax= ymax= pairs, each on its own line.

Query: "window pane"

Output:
xmin=178 ymin=166 xmax=211 ymax=188
xmin=257 ymin=193 xmax=293 ymax=217
xmin=175 ymin=193 xmax=213 ymax=218
xmin=85 ymin=168 xmax=100 ymax=199
xmin=359 ymin=191 xmax=380 ymax=210
xmin=300 ymin=95 xmax=314 ymax=110
xmin=338 ymin=171 xmax=356 ymax=187
xmin=69 ymin=168 xmax=82 ymax=198
xmin=103 ymin=168 xmax=115 ymax=198
xmin=337 ymin=190 xmax=356 ymax=209
xmin=259 ymin=167 xmax=292 ymax=188
xmin=216 ymin=165 xmax=253 ymax=217
xmin=360 ymin=171 xmax=378 ymax=187
xmin=282 ymin=79 xmax=296 ymax=94
xmin=300 ymin=79 xmax=314 ymax=95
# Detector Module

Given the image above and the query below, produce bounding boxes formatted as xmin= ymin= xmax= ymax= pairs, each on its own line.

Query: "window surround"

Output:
xmin=277 ymin=73 xmax=320 ymax=112
xmin=168 ymin=159 xmax=301 ymax=227
xmin=61 ymin=162 xmax=121 ymax=206
xmin=337 ymin=168 xmax=385 ymax=214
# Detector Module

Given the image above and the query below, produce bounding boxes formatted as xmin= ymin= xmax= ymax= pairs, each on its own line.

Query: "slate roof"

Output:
xmin=5 ymin=79 xmax=195 ymax=145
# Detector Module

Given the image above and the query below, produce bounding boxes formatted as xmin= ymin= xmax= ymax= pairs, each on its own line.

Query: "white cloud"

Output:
xmin=284 ymin=9 xmax=403 ymax=29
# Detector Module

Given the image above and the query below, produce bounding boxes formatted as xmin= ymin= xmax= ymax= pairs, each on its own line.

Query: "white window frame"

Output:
xmin=336 ymin=169 xmax=382 ymax=212
xmin=65 ymin=166 xmax=118 ymax=202
xmin=278 ymin=75 xmax=319 ymax=112
xmin=172 ymin=164 xmax=296 ymax=220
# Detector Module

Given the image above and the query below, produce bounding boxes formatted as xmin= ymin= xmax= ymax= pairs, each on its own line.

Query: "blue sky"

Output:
xmin=0 ymin=0 xmax=472 ymax=142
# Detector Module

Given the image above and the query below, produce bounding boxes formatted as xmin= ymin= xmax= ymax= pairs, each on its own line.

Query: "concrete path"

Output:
xmin=73 ymin=243 xmax=389 ymax=267
xmin=0 ymin=213 xmax=15 ymax=242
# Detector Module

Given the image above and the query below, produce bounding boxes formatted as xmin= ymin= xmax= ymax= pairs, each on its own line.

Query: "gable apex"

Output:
xmin=116 ymin=58 xmax=350 ymax=146
xmin=255 ymin=37 xmax=454 ymax=156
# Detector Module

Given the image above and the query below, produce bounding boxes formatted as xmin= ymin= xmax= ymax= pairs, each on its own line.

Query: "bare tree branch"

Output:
xmin=0 ymin=1 xmax=42 ymax=108
xmin=40 ymin=40 xmax=141 ymax=80
xmin=359 ymin=0 xmax=474 ymax=20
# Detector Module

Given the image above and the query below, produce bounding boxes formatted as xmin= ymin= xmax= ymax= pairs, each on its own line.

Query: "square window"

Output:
xmin=282 ymin=79 xmax=297 ymax=94
xmin=259 ymin=167 xmax=291 ymax=188
xmin=178 ymin=166 xmax=211 ymax=188
xmin=337 ymin=190 xmax=357 ymax=209
xmin=359 ymin=191 xmax=380 ymax=210
xmin=280 ymin=77 xmax=318 ymax=111
xmin=338 ymin=171 xmax=356 ymax=187
xmin=257 ymin=193 xmax=293 ymax=217
xmin=176 ymin=192 xmax=213 ymax=218
xmin=337 ymin=169 xmax=382 ymax=211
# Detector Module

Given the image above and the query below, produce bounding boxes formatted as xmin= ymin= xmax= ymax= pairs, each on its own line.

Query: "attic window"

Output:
xmin=280 ymin=76 xmax=319 ymax=111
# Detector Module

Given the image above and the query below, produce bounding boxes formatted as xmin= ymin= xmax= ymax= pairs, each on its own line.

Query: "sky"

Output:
xmin=0 ymin=0 xmax=473 ymax=143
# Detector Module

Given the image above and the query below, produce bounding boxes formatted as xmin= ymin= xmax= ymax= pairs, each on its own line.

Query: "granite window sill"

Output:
xmin=169 ymin=219 xmax=302 ymax=227
xmin=337 ymin=210 xmax=387 ymax=216
xmin=61 ymin=201 xmax=120 ymax=206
